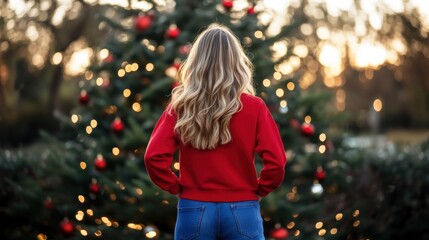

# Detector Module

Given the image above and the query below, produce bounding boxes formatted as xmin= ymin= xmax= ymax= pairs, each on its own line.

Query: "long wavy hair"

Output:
xmin=170 ymin=23 xmax=255 ymax=150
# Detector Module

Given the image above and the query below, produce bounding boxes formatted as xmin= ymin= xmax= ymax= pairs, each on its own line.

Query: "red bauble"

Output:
xmin=111 ymin=118 xmax=124 ymax=133
xmin=43 ymin=198 xmax=54 ymax=210
xmin=94 ymin=154 xmax=107 ymax=171
xmin=222 ymin=0 xmax=233 ymax=9
xmin=79 ymin=91 xmax=89 ymax=104
xmin=300 ymin=123 xmax=315 ymax=137
xmin=247 ymin=7 xmax=255 ymax=14
xmin=104 ymin=54 xmax=114 ymax=63
xmin=289 ymin=118 xmax=300 ymax=129
xmin=172 ymin=81 xmax=180 ymax=89
xmin=166 ymin=26 xmax=181 ymax=39
xmin=135 ymin=15 xmax=152 ymax=32
xmin=315 ymin=167 xmax=326 ymax=181
xmin=325 ymin=140 xmax=334 ymax=152
xmin=60 ymin=219 xmax=74 ymax=236
xmin=270 ymin=227 xmax=289 ymax=239
xmin=179 ymin=45 xmax=191 ymax=55
xmin=89 ymin=183 xmax=100 ymax=194
xmin=172 ymin=62 xmax=181 ymax=70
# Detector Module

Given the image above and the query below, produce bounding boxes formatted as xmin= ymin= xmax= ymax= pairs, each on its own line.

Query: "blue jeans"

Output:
xmin=175 ymin=198 xmax=265 ymax=240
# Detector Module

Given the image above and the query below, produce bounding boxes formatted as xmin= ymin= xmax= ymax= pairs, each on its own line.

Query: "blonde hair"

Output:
xmin=170 ymin=23 xmax=255 ymax=150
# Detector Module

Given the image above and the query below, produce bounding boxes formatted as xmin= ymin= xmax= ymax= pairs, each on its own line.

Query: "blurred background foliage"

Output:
xmin=1 ymin=0 xmax=429 ymax=146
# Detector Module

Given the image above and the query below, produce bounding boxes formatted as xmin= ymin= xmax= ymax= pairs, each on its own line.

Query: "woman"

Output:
xmin=144 ymin=24 xmax=286 ymax=240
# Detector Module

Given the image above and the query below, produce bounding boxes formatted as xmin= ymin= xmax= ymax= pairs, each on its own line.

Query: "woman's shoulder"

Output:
xmin=240 ymin=93 xmax=264 ymax=106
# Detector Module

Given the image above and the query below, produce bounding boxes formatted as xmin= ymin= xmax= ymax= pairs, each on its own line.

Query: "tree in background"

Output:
xmin=0 ymin=0 xmax=112 ymax=145
xmin=1 ymin=0 xmax=357 ymax=239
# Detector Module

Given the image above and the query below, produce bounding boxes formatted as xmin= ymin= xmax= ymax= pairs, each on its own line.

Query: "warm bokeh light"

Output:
xmin=373 ymin=99 xmax=383 ymax=112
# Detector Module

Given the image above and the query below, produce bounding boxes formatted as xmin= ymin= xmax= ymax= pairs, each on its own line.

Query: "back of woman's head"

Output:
xmin=170 ymin=23 xmax=255 ymax=150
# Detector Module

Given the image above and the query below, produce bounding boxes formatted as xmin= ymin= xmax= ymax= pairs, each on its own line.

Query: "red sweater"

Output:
xmin=144 ymin=93 xmax=286 ymax=202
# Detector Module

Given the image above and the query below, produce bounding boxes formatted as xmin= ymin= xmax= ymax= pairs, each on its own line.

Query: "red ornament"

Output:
xmin=247 ymin=6 xmax=255 ymax=15
xmin=315 ymin=167 xmax=326 ymax=181
xmin=166 ymin=25 xmax=181 ymax=39
xmin=135 ymin=15 xmax=152 ymax=32
xmin=89 ymin=183 xmax=100 ymax=194
xmin=94 ymin=154 xmax=107 ymax=171
xmin=289 ymin=118 xmax=300 ymax=129
xmin=270 ymin=227 xmax=289 ymax=240
xmin=222 ymin=0 xmax=233 ymax=9
xmin=325 ymin=140 xmax=334 ymax=153
xmin=172 ymin=62 xmax=181 ymax=70
xmin=111 ymin=118 xmax=124 ymax=133
xmin=104 ymin=54 xmax=114 ymax=63
xmin=172 ymin=81 xmax=180 ymax=89
xmin=300 ymin=123 xmax=315 ymax=137
xmin=43 ymin=197 xmax=54 ymax=210
xmin=60 ymin=219 xmax=74 ymax=236
xmin=79 ymin=91 xmax=89 ymax=105
xmin=179 ymin=45 xmax=191 ymax=55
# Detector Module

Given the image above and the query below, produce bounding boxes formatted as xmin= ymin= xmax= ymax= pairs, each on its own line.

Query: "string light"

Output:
xmin=52 ymin=52 xmax=63 ymax=65
xmin=37 ymin=233 xmax=47 ymax=240
xmin=276 ymin=88 xmax=284 ymax=97
xmin=71 ymin=114 xmax=79 ymax=123
xmin=373 ymin=99 xmax=382 ymax=112
xmin=75 ymin=211 xmax=84 ymax=221
xmin=78 ymin=195 xmax=85 ymax=203
xmin=353 ymin=209 xmax=360 ymax=217
xmin=262 ymin=79 xmax=271 ymax=87
xmin=80 ymin=162 xmax=87 ymax=170
xmin=353 ymin=220 xmax=360 ymax=227
xmin=280 ymin=100 xmax=287 ymax=108
xmin=105 ymin=105 xmax=117 ymax=114
xmin=131 ymin=63 xmax=139 ymax=71
xmin=132 ymin=102 xmax=142 ymax=112
xmin=125 ymin=64 xmax=132 ymax=73
xmin=135 ymin=188 xmax=143 ymax=195
xmin=319 ymin=133 xmax=326 ymax=142
xmin=80 ymin=229 xmax=88 ymax=236
xmin=319 ymin=145 xmax=326 ymax=154
xmin=335 ymin=213 xmax=343 ymax=220
xmin=110 ymin=194 xmax=117 ymax=201
xmin=112 ymin=147 xmax=120 ymax=156
xmin=85 ymin=71 xmax=93 ymax=80
xmin=273 ymin=71 xmax=282 ymax=80
xmin=304 ymin=115 xmax=312 ymax=123
xmin=116 ymin=181 xmax=126 ymax=190
xmin=315 ymin=222 xmax=323 ymax=229
xmin=99 ymin=48 xmax=109 ymax=59
xmin=123 ymin=89 xmax=131 ymax=97
xmin=118 ymin=69 xmax=125 ymax=77
xmin=287 ymin=82 xmax=295 ymax=91
xmin=173 ymin=162 xmax=180 ymax=170
xmin=86 ymin=209 xmax=93 ymax=216
xmin=90 ymin=119 xmax=98 ymax=128
xmin=318 ymin=229 xmax=326 ymax=236
xmin=101 ymin=217 xmax=111 ymax=225
xmin=96 ymin=77 xmax=104 ymax=86
xmin=94 ymin=230 xmax=102 ymax=237
xmin=330 ymin=228 xmax=338 ymax=234
xmin=254 ymin=30 xmax=263 ymax=38
xmin=146 ymin=63 xmax=154 ymax=71
xmin=294 ymin=230 xmax=300 ymax=236
xmin=86 ymin=126 xmax=93 ymax=134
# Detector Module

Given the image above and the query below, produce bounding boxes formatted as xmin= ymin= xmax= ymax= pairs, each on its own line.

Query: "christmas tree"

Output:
xmin=1 ymin=0 xmax=347 ymax=239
